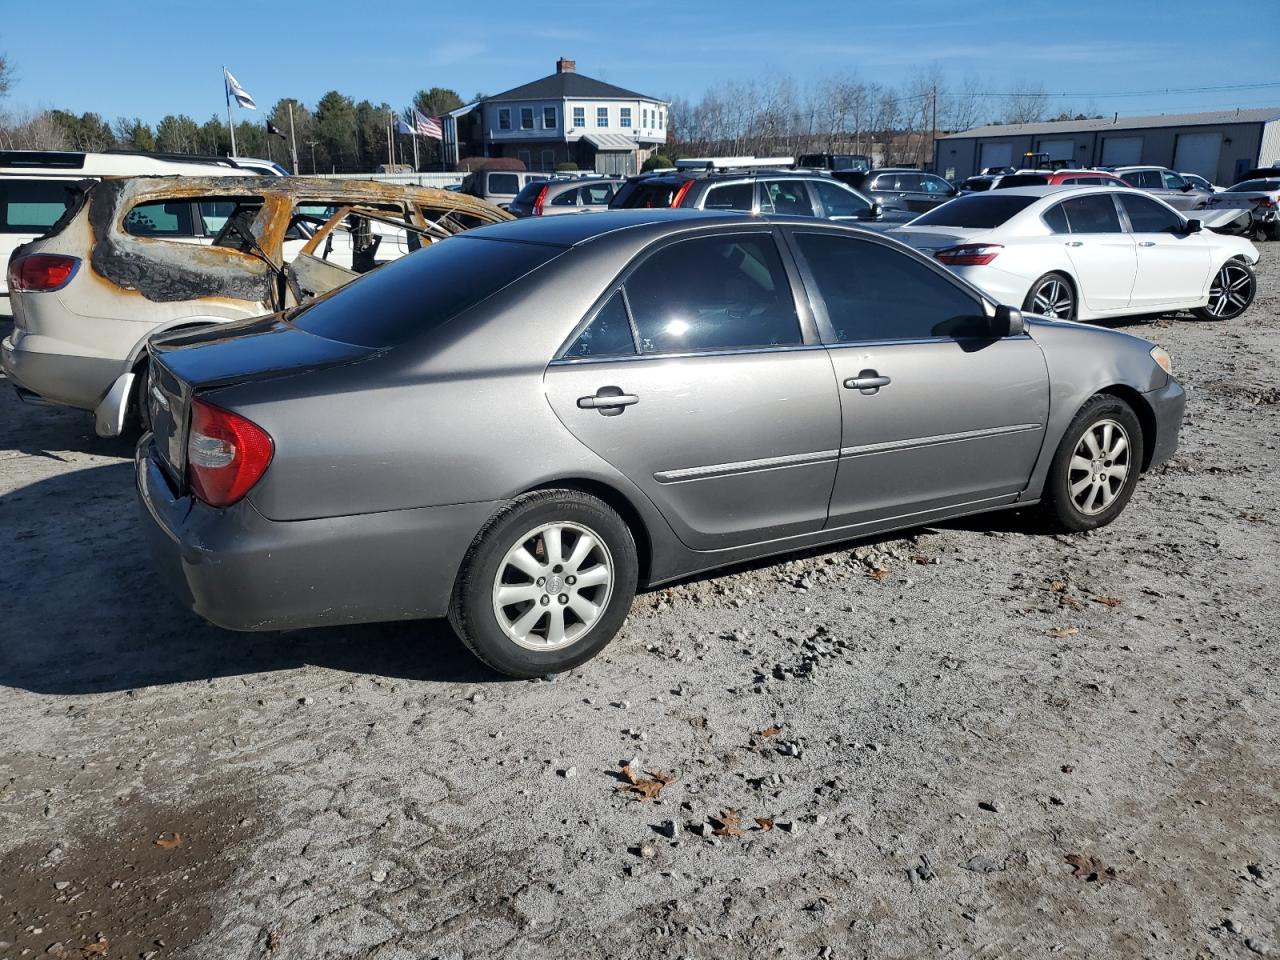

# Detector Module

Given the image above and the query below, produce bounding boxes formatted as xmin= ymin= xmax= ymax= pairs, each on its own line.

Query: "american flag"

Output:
xmin=413 ymin=109 xmax=443 ymax=140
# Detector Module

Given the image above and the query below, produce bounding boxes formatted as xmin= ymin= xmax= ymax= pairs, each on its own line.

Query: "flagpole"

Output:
xmin=223 ymin=66 xmax=238 ymax=158
xmin=288 ymin=102 xmax=299 ymax=175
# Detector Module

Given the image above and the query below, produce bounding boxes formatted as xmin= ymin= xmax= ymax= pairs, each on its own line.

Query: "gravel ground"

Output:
xmin=1 ymin=254 xmax=1278 ymax=960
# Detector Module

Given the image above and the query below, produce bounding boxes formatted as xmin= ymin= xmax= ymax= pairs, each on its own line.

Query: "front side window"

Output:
xmin=701 ymin=181 xmax=754 ymax=212
xmin=0 ymin=179 xmax=79 ymax=234
xmin=520 ymin=108 xmax=534 ymax=130
xmin=620 ymin=108 xmax=632 ymax=127
xmin=1119 ymin=193 xmax=1183 ymax=233
xmin=498 ymin=108 xmax=511 ymax=131
xmin=794 ymin=233 xmax=984 ymax=343
xmin=759 ymin=179 xmax=814 ymax=216
xmin=811 ymin=179 xmax=873 ymax=219
xmin=1160 ymin=170 xmax=1187 ymax=190
xmin=1059 ymin=194 xmax=1123 ymax=233
xmin=573 ymin=106 xmax=585 ymax=128
xmin=543 ymin=106 xmax=557 ymax=129
xmin=920 ymin=175 xmax=953 ymax=194
xmin=597 ymin=107 xmax=608 ymax=128
xmin=623 ymin=234 xmax=801 ymax=354
xmin=565 ymin=290 xmax=636 ymax=358
xmin=124 ymin=200 xmax=196 ymax=237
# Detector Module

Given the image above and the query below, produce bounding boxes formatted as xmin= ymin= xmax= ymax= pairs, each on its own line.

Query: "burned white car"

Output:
xmin=1 ymin=176 xmax=510 ymax=435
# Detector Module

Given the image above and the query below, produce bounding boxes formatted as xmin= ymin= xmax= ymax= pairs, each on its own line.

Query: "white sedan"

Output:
xmin=889 ymin=186 xmax=1259 ymax=322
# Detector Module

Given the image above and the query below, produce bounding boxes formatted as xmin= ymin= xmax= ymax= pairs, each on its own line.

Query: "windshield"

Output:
xmin=287 ymin=235 xmax=563 ymax=348
xmin=911 ymin=194 xmax=1037 ymax=228
xmin=1228 ymin=180 xmax=1280 ymax=192
xmin=0 ymin=178 xmax=83 ymax=234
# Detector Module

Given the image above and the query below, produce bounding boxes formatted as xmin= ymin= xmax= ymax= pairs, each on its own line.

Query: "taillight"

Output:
xmin=8 ymin=254 xmax=80 ymax=292
xmin=671 ymin=180 xmax=694 ymax=208
xmin=935 ymin=244 xmax=1003 ymax=266
xmin=186 ymin=398 xmax=273 ymax=507
xmin=1258 ymin=197 xmax=1275 ymax=208
xmin=532 ymin=185 xmax=549 ymax=216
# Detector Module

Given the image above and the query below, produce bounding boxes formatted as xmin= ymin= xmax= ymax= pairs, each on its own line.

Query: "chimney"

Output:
xmin=556 ymin=58 xmax=576 ymax=74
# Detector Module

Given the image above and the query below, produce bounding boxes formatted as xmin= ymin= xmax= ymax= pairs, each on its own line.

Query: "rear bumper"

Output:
xmin=135 ymin=439 xmax=501 ymax=631
xmin=1144 ymin=376 xmax=1185 ymax=470
xmin=1 ymin=328 xmax=121 ymax=412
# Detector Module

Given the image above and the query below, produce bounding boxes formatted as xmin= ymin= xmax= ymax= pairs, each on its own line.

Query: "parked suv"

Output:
xmin=1113 ymin=166 xmax=1212 ymax=211
xmin=461 ymin=169 xmax=555 ymax=209
xmin=508 ymin=177 xmax=621 ymax=218
xmin=609 ymin=159 xmax=893 ymax=225
xmin=835 ymin=168 xmax=959 ymax=216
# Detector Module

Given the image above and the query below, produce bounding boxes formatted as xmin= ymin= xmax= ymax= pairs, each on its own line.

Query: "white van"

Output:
xmin=0 ymin=150 xmax=260 ymax=315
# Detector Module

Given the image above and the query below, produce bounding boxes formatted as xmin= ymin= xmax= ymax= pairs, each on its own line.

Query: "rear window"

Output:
xmin=610 ymin=179 xmax=686 ymax=209
xmin=912 ymin=194 xmax=1037 ymax=228
xmin=287 ymin=236 xmax=562 ymax=348
xmin=514 ymin=181 xmax=550 ymax=203
xmin=994 ymin=174 xmax=1049 ymax=188
xmin=961 ymin=178 xmax=994 ymax=191
xmin=0 ymin=179 xmax=81 ymax=234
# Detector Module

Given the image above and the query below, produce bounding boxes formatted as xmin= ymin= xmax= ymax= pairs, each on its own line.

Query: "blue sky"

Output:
xmin=3 ymin=0 xmax=1277 ymax=124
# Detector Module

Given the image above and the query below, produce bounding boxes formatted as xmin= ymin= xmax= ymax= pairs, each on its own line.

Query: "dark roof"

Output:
xmin=941 ymin=106 xmax=1280 ymax=140
xmin=487 ymin=71 xmax=663 ymax=104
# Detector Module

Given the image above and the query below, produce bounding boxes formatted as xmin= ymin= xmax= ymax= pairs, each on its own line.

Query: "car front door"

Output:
xmin=786 ymin=229 xmax=1050 ymax=528
xmin=543 ymin=229 xmax=842 ymax=551
xmin=1054 ymin=194 xmax=1138 ymax=313
xmin=759 ymin=178 xmax=819 ymax=217
xmin=1116 ymin=192 xmax=1210 ymax=308
xmin=917 ymin=174 xmax=959 ymax=211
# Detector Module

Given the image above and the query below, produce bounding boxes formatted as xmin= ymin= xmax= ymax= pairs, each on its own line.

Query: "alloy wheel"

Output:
xmin=1068 ymin=419 xmax=1131 ymax=516
xmin=491 ymin=521 xmax=614 ymax=651
xmin=1031 ymin=277 xmax=1074 ymax=319
xmin=1206 ymin=261 xmax=1254 ymax=319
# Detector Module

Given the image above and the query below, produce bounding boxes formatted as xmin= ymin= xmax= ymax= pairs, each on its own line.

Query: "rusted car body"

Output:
xmin=1 ymin=176 xmax=510 ymax=435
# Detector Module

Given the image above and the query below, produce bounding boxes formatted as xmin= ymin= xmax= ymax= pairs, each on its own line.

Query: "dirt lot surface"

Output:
xmin=2 ymin=255 xmax=1278 ymax=960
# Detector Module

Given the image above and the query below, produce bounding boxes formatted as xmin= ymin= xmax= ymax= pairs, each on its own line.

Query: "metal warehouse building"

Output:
xmin=935 ymin=107 xmax=1280 ymax=185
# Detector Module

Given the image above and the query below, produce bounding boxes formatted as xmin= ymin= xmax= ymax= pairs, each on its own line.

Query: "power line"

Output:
xmin=857 ymin=79 xmax=1280 ymax=107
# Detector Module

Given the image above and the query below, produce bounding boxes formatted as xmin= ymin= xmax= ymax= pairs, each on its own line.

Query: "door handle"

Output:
xmin=1065 ymin=240 xmax=1084 ymax=247
xmin=1138 ymin=240 xmax=1156 ymax=247
xmin=844 ymin=370 xmax=891 ymax=394
xmin=578 ymin=387 xmax=638 ymax=416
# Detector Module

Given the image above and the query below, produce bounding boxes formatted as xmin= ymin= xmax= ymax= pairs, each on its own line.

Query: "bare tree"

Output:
xmin=0 ymin=109 xmax=69 ymax=150
xmin=0 ymin=54 xmax=13 ymax=100
xmin=1001 ymin=83 xmax=1049 ymax=124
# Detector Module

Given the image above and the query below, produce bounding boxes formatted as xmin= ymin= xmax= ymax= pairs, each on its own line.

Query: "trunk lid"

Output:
xmin=888 ymin=226 xmax=988 ymax=252
xmin=146 ymin=315 xmax=375 ymax=491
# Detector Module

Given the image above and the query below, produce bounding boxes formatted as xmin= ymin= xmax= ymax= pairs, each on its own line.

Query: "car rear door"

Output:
xmin=1116 ymin=192 xmax=1210 ymax=308
xmin=1054 ymin=194 xmax=1138 ymax=312
xmin=786 ymin=228 xmax=1049 ymax=528
xmin=543 ymin=228 xmax=842 ymax=551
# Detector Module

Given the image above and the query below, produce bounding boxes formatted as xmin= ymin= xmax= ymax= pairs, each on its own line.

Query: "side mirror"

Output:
xmin=871 ymin=201 xmax=883 ymax=219
xmin=1180 ymin=183 xmax=1194 ymax=192
xmin=1185 ymin=218 xmax=1203 ymax=234
xmin=996 ymin=304 xmax=1026 ymax=336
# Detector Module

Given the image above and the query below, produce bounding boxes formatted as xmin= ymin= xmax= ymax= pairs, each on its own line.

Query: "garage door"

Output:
xmin=1101 ymin=136 xmax=1143 ymax=166
xmin=1038 ymin=139 xmax=1075 ymax=162
xmin=979 ymin=142 xmax=1013 ymax=170
xmin=1173 ymin=132 xmax=1222 ymax=181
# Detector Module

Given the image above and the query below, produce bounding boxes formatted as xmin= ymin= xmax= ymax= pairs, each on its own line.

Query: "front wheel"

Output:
xmin=1023 ymin=272 xmax=1077 ymax=321
xmin=448 ymin=490 xmax=638 ymax=678
xmin=1040 ymin=395 xmax=1145 ymax=533
xmin=1193 ymin=258 xmax=1256 ymax=321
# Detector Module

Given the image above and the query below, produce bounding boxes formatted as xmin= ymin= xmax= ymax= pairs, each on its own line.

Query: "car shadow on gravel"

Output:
xmin=0 ymin=462 xmax=500 ymax=696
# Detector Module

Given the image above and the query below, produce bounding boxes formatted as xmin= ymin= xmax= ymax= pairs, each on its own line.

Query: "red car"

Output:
xmin=996 ymin=169 xmax=1128 ymax=188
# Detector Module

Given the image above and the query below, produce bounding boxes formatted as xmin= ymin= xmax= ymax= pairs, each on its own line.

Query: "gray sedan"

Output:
xmin=136 ymin=211 xmax=1184 ymax=677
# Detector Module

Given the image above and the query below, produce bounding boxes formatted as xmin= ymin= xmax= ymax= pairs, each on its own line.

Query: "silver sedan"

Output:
xmin=136 ymin=211 xmax=1185 ymax=677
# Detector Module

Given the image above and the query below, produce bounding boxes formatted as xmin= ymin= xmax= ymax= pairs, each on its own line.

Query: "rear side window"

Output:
xmin=565 ymin=291 xmax=636 ymax=358
xmin=610 ymin=179 xmax=684 ymax=209
xmin=912 ymin=194 xmax=1037 ymax=228
xmin=796 ymin=233 xmax=983 ymax=343
xmin=288 ymin=236 xmax=562 ymax=348
xmin=1122 ymin=170 xmax=1161 ymax=190
xmin=702 ymin=182 xmax=754 ymax=211
xmin=623 ymin=234 xmax=801 ymax=354
xmin=550 ymin=188 xmax=578 ymax=207
xmin=124 ymin=200 xmax=195 ymax=237
xmin=1042 ymin=203 xmax=1070 ymax=234
xmin=486 ymin=173 xmax=520 ymax=195
xmin=581 ymin=182 xmax=615 ymax=205
xmin=1118 ymin=194 xmax=1183 ymax=233
xmin=0 ymin=179 xmax=80 ymax=234
xmin=1059 ymin=194 xmax=1123 ymax=233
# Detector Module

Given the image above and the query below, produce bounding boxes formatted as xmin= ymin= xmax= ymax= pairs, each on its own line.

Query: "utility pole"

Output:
xmin=306 ymin=139 xmax=318 ymax=175
xmin=287 ymin=101 xmax=299 ymax=174
xmin=929 ymin=82 xmax=938 ymax=173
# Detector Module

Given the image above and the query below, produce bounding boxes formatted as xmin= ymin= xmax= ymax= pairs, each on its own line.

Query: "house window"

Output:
xmin=573 ymin=106 xmax=585 ymax=128
xmin=620 ymin=107 xmax=632 ymax=128
xmin=541 ymin=149 xmax=555 ymax=170
xmin=517 ymin=149 xmax=532 ymax=167
xmin=597 ymin=107 xmax=608 ymax=128
xmin=520 ymin=108 xmax=534 ymax=130
xmin=642 ymin=108 xmax=648 ymax=128
xmin=498 ymin=108 xmax=511 ymax=131
xmin=543 ymin=106 xmax=557 ymax=130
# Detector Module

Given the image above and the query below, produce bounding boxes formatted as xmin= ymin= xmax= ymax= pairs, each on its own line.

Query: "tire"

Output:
xmin=1193 ymin=258 xmax=1256 ymax=321
xmin=448 ymin=489 xmax=638 ymax=678
xmin=131 ymin=359 xmax=152 ymax=434
xmin=1040 ymin=395 xmax=1145 ymax=533
xmin=1022 ymin=272 xmax=1077 ymax=321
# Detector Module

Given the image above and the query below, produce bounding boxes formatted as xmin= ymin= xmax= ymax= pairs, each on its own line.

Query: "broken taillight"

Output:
xmin=187 ymin=398 xmax=273 ymax=507
xmin=532 ymin=185 xmax=549 ymax=216
xmin=8 ymin=254 xmax=80 ymax=292
xmin=935 ymin=244 xmax=1003 ymax=266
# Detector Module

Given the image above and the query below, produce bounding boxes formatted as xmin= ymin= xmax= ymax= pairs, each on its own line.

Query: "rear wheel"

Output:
xmin=1022 ymin=272 xmax=1077 ymax=321
xmin=1040 ymin=395 xmax=1144 ymax=533
xmin=448 ymin=490 xmax=638 ymax=678
xmin=1193 ymin=258 xmax=1255 ymax=321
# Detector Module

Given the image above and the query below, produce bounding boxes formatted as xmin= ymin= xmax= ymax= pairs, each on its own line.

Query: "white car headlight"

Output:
xmin=1150 ymin=346 xmax=1172 ymax=375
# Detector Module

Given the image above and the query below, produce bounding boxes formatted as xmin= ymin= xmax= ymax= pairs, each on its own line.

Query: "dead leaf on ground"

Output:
xmin=154 ymin=832 xmax=184 ymax=849
xmin=1092 ymin=596 xmax=1123 ymax=608
xmin=755 ymin=817 xmax=774 ymax=831
xmin=868 ymin=568 xmax=891 ymax=583
xmin=615 ymin=766 xmax=675 ymax=802
xmin=1048 ymin=627 xmax=1079 ymax=639
xmin=81 ymin=938 xmax=109 ymax=958
xmin=711 ymin=809 xmax=744 ymax=837
xmin=1065 ymin=852 xmax=1115 ymax=882
xmin=1048 ymin=579 xmax=1068 ymax=593
xmin=1058 ymin=594 xmax=1085 ymax=611
xmin=757 ymin=726 xmax=781 ymax=738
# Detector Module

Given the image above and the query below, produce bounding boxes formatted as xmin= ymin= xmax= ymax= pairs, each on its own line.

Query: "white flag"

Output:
xmin=224 ymin=68 xmax=257 ymax=110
